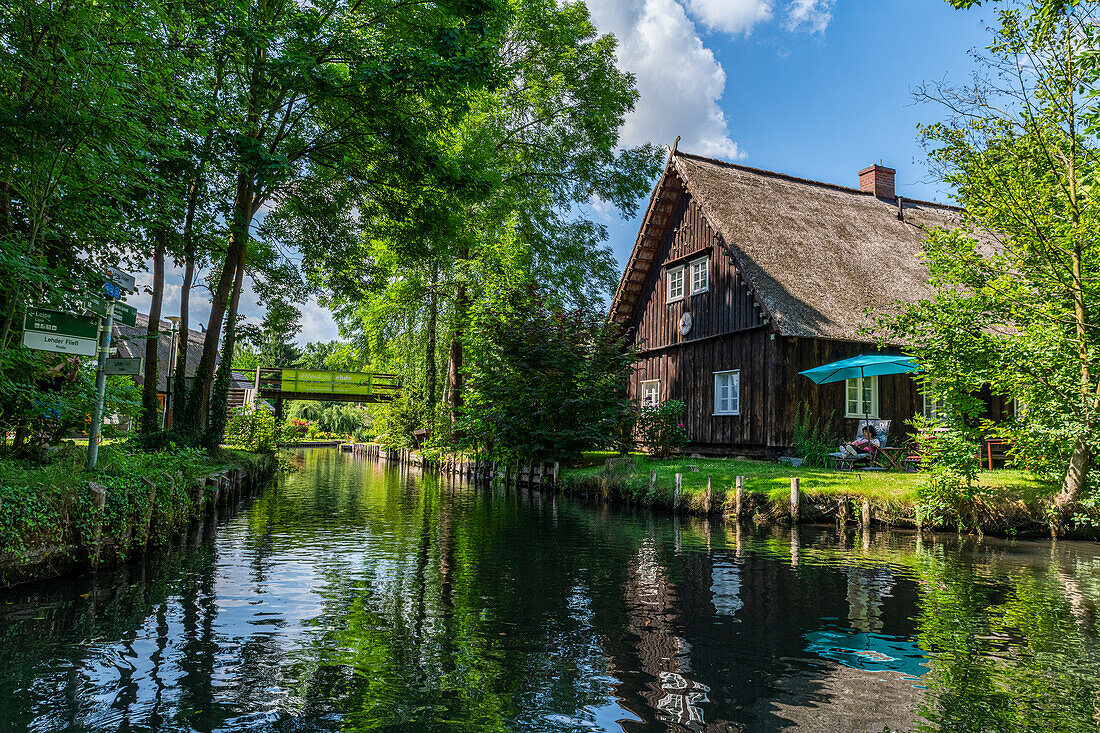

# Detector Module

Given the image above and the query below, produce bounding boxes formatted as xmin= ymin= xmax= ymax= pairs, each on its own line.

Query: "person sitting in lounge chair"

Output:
xmin=841 ymin=425 xmax=880 ymax=458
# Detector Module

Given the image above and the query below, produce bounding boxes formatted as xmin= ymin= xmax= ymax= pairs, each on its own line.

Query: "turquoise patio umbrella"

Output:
xmin=798 ymin=354 xmax=919 ymax=385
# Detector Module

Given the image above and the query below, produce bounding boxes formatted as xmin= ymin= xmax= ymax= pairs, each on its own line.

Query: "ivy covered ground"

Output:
xmin=0 ymin=444 xmax=270 ymax=584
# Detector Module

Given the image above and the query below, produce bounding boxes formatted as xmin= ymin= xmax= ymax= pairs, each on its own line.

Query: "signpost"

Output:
xmin=22 ymin=308 xmax=100 ymax=357
xmin=81 ymin=297 xmax=136 ymax=327
xmin=105 ymin=265 xmax=136 ymax=292
xmin=105 ymin=357 xmax=142 ymax=376
xmin=86 ymin=267 xmax=133 ymax=471
xmin=85 ymin=298 xmax=114 ymax=470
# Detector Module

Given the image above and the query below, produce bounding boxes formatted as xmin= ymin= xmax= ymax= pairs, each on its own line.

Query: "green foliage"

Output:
xmin=286 ymin=400 xmax=372 ymax=437
xmin=458 ymin=289 xmax=637 ymax=462
xmin=790 ymin=402 xmax=837 ymax=468
xmin=636 ymin=400 xmax=689 ymax=459
xmin=911 ymin=414 xmax=986 ymax=529
xmin=0 ymin=443 xmax=265 ymax=570
xmin=0 ymin=354 xmax=140 ymax=457
xmin=223 ymin=404 xmax=280 ymax=453
xmin=384 ymin=390 xmax=426 ymax=450
xmin=237 ymin=299 xmax=302 ymax=369
xmin=888 ymin=1 xmax=1100 ymax=519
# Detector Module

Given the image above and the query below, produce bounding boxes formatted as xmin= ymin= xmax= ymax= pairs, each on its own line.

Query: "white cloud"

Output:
xmin=298 ymin=296 xmax=341 ymax=345
xmin=684 ymin=0 xmax=772 ymax=35
xmin=589 ymin=0 xmax=744 ymax=161
xmin=589 ymin=193 xmax=616 ymax=222
xmin=785 ymin=0 xmax=834 ymax=33
xmin=125 ymin=258 xmax=339 ymax=347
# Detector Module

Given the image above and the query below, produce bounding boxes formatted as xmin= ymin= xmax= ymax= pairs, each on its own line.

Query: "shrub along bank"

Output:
xmin=0 ymin=443 xmax=275 ymax=585
xmin=560 ymin=453 xmax=1060 ymax=535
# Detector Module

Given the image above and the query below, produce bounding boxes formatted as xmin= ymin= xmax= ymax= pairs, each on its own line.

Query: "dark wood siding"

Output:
xmin=767 ymin=336 xmax=923 ymax=452
xmin=632 ymin=333 xmax=925 ymax=455
xmin=631 ymin=329 xmax=773 ymax=454
xmin=628 ymin=188 xmax=765 ymax=352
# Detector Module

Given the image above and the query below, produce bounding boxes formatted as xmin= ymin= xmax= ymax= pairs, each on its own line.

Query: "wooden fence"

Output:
xmin=340 ymin=443 xmax=560 ymax=487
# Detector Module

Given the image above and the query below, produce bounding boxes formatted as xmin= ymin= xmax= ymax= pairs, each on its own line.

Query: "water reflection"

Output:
xmin=0 ymin=449 xmax=1097 ymax=732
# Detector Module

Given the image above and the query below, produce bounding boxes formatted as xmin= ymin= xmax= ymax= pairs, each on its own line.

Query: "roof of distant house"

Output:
xmin=114 ymin=313 xmax=251 ymax=391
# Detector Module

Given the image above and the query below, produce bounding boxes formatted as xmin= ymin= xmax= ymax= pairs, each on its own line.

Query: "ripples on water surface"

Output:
xmin=2 ymin=448 xmax=1100 ymax=732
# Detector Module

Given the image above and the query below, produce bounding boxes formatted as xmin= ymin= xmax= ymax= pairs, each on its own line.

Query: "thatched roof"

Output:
xmin=612 ymin=151 xmax=979 ymax=342
xmin=114 ymin=313 xmax=251 ymax=392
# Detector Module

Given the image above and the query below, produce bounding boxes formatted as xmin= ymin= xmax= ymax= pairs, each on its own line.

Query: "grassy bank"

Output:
xmin=0 ymin=443 xmax=274 ymax=585
xmin=561 ymin=452 xmax=1056 ymax=532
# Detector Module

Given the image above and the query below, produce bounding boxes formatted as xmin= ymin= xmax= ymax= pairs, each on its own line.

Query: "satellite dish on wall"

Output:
xmin=679 ymin=312 xmax=693 ymax=336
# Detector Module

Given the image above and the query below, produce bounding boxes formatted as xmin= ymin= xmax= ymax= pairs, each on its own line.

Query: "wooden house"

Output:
xmin=611 ymin=148 xmax=995 ymax=456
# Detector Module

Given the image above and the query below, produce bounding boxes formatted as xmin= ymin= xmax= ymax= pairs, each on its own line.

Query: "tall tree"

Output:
xmin=889 ymin=1 xmax=1100 ymax=528
xmin=179 ymin=0 xmax=503 ymax=446
xmin=313 ymin=0 xmax=662 ymax=426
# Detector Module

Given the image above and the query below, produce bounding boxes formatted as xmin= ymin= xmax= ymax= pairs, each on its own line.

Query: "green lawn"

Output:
xmin=565 ymin=451 xmax=1051 ymax=507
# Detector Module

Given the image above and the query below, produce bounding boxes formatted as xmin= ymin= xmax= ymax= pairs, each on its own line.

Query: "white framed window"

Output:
xmin=690 ymin=257 xmax=709 ymax=295
xmin=666 ymin=267 xmax=685 ymax=302
xmin=923 ymin=393 xmax=948 ymax=421
xmin=845 ymin=375 xmax=878 ymax=418
xmin=714 ymin=370 xmax=740 ymax=415
xmin=641 ymin=379 xmax=660 ymax=407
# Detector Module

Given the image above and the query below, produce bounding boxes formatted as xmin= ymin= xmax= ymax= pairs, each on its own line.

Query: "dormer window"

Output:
xmin=667 ymin=266 xmax=685 ymax=302
xmin=690 ymin=257 xmax=709 ymax=294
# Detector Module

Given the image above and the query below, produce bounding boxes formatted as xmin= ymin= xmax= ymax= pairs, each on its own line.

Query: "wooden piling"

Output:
xmin=735 ymin=476 xmax=744 ymax=518
xmin=674 ymin=473 xmax=682 ymax=511
xmin=790 ymin=477 xmax=800 ymax=523
xmin=861 ymin=498 xmax=871 ymax=527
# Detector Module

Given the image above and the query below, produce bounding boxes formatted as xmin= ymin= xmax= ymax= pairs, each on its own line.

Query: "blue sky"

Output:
xmin=588 ymin=0 xmax=990 ymax=274
xmin=129 ymin=1 xmax=991 ymax=344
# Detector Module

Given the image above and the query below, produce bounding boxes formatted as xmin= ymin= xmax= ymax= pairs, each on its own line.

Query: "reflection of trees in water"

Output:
xmin=5 ymin=452 xmax=1100 ymax=733
xmin=914 ymin=542 xmax=1100 ymax=733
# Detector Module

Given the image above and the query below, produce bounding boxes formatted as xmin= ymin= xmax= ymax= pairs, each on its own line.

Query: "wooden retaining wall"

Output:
xmin=340 ymin=443 xmax=561 ymax=488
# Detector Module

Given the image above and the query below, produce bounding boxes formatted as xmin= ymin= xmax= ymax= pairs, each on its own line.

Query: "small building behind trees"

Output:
xmin=114 ymin=314 xmax=252 ymax=427
xmin=611 ymin=148 xmax=1010 ymax=456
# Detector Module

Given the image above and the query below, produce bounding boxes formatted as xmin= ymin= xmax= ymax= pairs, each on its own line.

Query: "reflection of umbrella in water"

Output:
xmin=804 ymin=629 xmax=928 ymax=680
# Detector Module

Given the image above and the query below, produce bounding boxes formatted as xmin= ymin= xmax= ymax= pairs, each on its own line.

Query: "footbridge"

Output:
xmin=253 ymin=367 xmax=400 ymax=417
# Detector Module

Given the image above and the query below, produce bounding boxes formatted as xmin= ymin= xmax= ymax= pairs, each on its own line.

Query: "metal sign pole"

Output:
xmin=86 ymin=299 xmax=116 ymax=471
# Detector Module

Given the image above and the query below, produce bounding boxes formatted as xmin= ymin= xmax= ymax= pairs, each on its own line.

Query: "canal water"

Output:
xmin=2 ymin=449 xmax=1099 ymax=732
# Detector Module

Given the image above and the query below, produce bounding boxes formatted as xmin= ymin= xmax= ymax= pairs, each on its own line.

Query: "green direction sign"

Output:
xmin=114 ymin=302 xmax=137 ymax=328
xmin=105 ymin=357 xmax=142 ymax=375
xmin=79 ymin=297 xmax=137 ymax=327
xmin=23 ymin=308 xmax=99 ymax=357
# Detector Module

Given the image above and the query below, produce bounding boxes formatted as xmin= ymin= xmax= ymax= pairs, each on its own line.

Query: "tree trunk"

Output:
xmin=1054 ymin=436 xmax=1090 ymax=533
xmin=186 ymin=173 xmax=253 ymax=431
xmin=426 ymin=266 xmax=438 ymax=421
xmin=140 ymin=231 xmax=166 ymax=434
xmin=172 ymin=247 xmax=193 ymax=424
xmin=447 ymin=280 xmax=466 ymax=424
xmin=203 ymin=241 xmax=247 ymax=448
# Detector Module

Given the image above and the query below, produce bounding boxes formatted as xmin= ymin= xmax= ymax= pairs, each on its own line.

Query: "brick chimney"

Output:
xmin=859 ymin=164 xmax=895 ymax=200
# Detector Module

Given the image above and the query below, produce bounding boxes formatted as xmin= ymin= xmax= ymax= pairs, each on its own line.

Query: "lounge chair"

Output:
xmin=829 ymin=419 xmax=891 ymax=471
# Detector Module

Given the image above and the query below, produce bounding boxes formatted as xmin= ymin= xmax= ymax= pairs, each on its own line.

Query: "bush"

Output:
xmin=790 ymin=402 xmax=836 ymax=468
xmin=457 ymin=289 xmax=637 ymax=463
xmin=637 ymin=400 xmax=688 ymax=459
xmin=910 ymin=414 xmax=985 ymax=529
xmin=223 ymin=403 xmax=279 ymax=453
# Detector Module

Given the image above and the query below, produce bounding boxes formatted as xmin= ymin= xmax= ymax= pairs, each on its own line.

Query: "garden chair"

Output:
xmin=829 ymin=420 xmax=891 ymax=471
